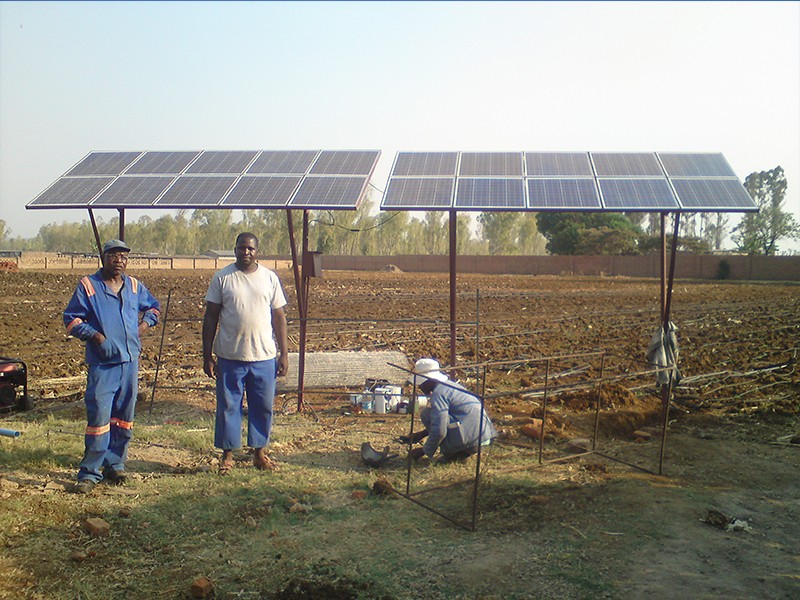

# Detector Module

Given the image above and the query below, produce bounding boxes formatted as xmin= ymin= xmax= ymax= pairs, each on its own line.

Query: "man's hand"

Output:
xmin=138 ymin=322 xmax=149 ymax=337
xmin=276 ymin=353 xmax=289 ymax=377
xmin=203 ymin=355 xmax=217 ymax=379
xmin=409 ymin=447 xmax=426 ymax=462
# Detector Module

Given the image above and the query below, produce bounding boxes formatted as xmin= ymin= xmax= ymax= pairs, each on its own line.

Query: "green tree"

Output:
xmin=478 ymin=212 xmax=520 ymax=254
xmin=733 ymin=166 xmax=800 ymax=255
xmin=536 ymin=213 xmax=642 ymax=255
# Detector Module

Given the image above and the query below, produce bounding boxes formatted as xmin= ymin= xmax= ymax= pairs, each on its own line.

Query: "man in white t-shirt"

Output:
xmin=202 ymin=232 xmax=289 ymax=474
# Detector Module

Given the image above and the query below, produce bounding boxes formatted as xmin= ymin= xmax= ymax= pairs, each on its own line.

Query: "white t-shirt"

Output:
xmin=205 ymin=263 xmax=287 ymax=362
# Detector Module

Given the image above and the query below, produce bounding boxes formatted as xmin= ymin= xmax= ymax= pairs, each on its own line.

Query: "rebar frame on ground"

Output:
xmin=386 ymin=352 xmax=677 ymax=532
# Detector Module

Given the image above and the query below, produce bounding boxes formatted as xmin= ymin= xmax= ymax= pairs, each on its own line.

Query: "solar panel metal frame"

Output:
xmin=26 ymin=150 xmax=381 ymax=211
xmin=383 ymin=151 xmax=756 ymax=213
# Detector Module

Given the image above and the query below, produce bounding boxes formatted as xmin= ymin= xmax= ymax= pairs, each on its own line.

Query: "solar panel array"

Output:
xmin=383 ymin=152 xmax=756 ymax=213
xmin=28 ymin=150 xmax=381 ymax=210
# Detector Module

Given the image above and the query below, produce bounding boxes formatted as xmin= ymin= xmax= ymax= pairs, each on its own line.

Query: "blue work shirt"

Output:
xmin=64 ymin=270 xmax=160 ymax=365
xmin=422 ymin=380 xmax=497 ymax=458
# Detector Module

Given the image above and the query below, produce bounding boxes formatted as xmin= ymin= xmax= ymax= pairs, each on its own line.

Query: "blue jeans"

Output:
xmin=79 ymin=361 xmax=138 ymax=482
xmin=215 ymin=357 xmax=276 ymax=450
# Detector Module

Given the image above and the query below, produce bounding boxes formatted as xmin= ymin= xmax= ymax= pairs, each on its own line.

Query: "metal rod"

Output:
xmin=88 ymin=209 xmax=102 ymax=259
xmin=148 ymin=288 xmax=172 ymax=416
xmin=538 ymin=358 xmax=550 ymax=464
xmin=592 ymin=352 xmax=606 ymax=451
xmin=449 ymin=210 xmax=457 ymax=375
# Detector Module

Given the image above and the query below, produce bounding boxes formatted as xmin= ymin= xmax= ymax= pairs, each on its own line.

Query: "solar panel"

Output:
xmin=309 ymin=150 xmax=380 ymax=175
xmin=382 ymin=178 xmax=454 ymax=209
xmin=222 ymin=176 xmax=302 ymax=206
xmin=247 ymin=151 xmax=319 ymax=174
xmin=391 ymin=152 xmax=458 ymax=177
xmin=459 ymin=152 xmax=523 ymax=177
xmin=527 ymin=179 xmax=601 ymax=210
xmin=657 ymin=153 xmax=736 ymax=178
xmin=155 ymin=176 xmax=238 ymax=206
xmin=671 ymin=178 xmax=757 ymax=211
xmin=592 ymin=153 xmax=664 ymax=177
xmin=27 ymin=177 xmax=114 ymax=207
xmin=525 ymin=153 xmax=594 ymax=177
xmin=455 ymin=178 xmax=526 ymax=209
xmin=65 ymin=152 xmax=142 ymax=176
xmin=598 ymin=179 xmax=679 ymax=210
xmin=92 ymin=176 xmax=176 ymax=206
xmin=289 ymin=176 xmax=369 ymax=208
xmin=185 ymin=151 xmax=259 ymax=174
xmin=125 ymin=151 xmax=201 ymax=175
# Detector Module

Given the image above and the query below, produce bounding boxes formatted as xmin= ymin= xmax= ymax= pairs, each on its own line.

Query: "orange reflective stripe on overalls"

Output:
xmin=85 ymin=423 xmax=110 ymax=436
xmin=110 ymin=418 xmax=134 ymax=430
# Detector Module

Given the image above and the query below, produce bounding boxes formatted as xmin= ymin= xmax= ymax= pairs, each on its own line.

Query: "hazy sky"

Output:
xmin=2 ymin=1 xmax=798 ymax=251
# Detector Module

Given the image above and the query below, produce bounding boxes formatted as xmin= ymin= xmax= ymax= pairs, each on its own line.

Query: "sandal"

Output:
xmin=219 ymin=451 xmax=235 ymax=476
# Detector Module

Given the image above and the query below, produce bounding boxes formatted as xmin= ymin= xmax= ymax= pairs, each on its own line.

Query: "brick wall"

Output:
xmin=8 ymin=252 xmax=800 ymax=281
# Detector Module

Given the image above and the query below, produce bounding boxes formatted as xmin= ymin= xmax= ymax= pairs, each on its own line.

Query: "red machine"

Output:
xmin=0 ymin=357 xmax=32 ymax=412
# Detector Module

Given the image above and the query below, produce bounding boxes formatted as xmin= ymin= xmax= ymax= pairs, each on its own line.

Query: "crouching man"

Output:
xmin=405 ymin=358 xmax=496 ymax=463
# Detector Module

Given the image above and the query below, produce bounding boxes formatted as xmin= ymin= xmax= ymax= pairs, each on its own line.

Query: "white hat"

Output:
xmin=413 ymin=358 xmax=449 ymax=382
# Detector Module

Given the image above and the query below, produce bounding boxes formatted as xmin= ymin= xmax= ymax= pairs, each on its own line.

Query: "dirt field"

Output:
xmin=1 ymin=268 xmax=798 ymax=598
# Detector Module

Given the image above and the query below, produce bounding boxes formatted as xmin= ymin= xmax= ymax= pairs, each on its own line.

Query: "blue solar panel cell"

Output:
xmin=92 ymin=177 xmax=176 ymax=206
xmin=525 ymin=153 xmax=594 ymax=177
xmin=185 ymin=151 xmax=259 ymax=174
xmin=223 ymin=176 xmax=302 ymax=206
xmin=592 ymin=153 xmax=664 ymax=177
xmin=309 ymin=151 xmax=380 ymax=175
xmin=28 ymin=177 xmax=115 ymax=206
xmin=658 ymin=153 xmax=736 ymax=178
xmin=598 ymin=179 xmax=678 ymax=210
xmin=527 ymin=179 xmax=601 ymax=209
xmin=289 ymin=176 xmax=368 ymax=208
xmin=65 ymin=152 xmax=142 ymax=177
xmin=155 ymin=176 xmax=237 ymax=206
xmin=382 ymin=178 xmax=454 ymax=209
xmin=455 ymin=178 xmax=525 ymax=209
xmin=392 ymin=152 xmax=458 ymax=177
xmin=125 ymin=152 xmax=201 ymax=175
xmin=459 ymin=153 xmax=523 ymax=177
xmin=671 ymin=178 xmax=757 ymax=210
xmin=247 ymin=151 xmax=319 ymax=174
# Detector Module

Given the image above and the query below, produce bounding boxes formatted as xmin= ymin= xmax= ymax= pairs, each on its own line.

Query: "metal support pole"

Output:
xmin=148 ymin=289 xmax=172 ymax=416
xmin=658 ymin=213 xmax=681 ymax=475
xmin=449 ymin=211 xmax=457 ymax=375
xmin=118 ymin=208 xmax=125 ymax=241
xmin=88 ymin=209 xmax=102 ymax=258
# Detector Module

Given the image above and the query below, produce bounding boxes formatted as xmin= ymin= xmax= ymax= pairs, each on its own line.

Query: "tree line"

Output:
xmin=1 ymin=167 xmax=796 ymax=256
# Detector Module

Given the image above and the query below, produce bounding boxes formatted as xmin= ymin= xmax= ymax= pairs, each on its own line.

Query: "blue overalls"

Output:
xmin=64 ymin=270 xmax=160 ymax=483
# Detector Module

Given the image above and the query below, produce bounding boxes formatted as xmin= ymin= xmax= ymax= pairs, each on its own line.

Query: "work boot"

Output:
xmin=103 ymin=468 xmax=127 ymax=485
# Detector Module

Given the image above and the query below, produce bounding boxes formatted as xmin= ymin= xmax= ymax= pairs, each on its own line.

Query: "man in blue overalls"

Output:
xmin=64 ymin=240 xmax=160 ymax=494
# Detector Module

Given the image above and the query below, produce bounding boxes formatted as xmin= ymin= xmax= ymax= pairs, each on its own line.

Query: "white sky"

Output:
xmin=1 ymin=1 xmax=799 ymax=251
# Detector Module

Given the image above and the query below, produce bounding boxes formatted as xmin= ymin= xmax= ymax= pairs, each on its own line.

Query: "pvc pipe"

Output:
xmin=0 ymin=428 xmax=21 ymax=438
